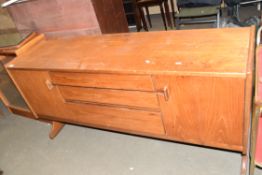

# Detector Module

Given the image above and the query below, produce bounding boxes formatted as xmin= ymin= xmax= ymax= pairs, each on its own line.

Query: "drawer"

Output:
xmin=58 ymin=86 xmax=160 ymax=110
xmin=62 ymin=102 xmax=165 ymax=135
xmin=50 ymin=72 xmax=154 ymax=91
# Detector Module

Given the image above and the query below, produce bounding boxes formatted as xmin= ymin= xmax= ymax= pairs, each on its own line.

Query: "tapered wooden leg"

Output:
xmin=132 ymin=1 xmax=142 ymax=32
xmin=159 ymin=4 xmax=167 ymax=30
xmin=170 ymin=0 xmax=175 ymax=19
xmin=164 ymin=0 xmax=172 ymax=28
xmin=241 ymin=155 xmax=248 ymax=175
xmin=145 ymin=6 xmax=152 ymax=28
xmin=138 ymin=6 xmax=148 ymax=31
xmin=175 ymin=17 xmax=180 ymax=30
xmin=49 ymin=121 xmax=65 ymax=139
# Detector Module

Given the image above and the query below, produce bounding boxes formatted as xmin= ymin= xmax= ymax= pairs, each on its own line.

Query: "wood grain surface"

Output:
xmin=7 ymin=27 xmax=255 ymax=154
xmin=58 ymin=86 xmax=160 ymax=110
xmin=153 ymin=75 xmax=245 ymax=149
xmin=7 ymin=0 xmax=101 ymax=36
xmin=62 ymin=102 xmax=165 ymax=135
xmin=7 ymin=27 xmax=251 ymax=76
xmin=7 ymin=0 xmax=128 ymax=36
xmin=50 ymin=72 xmax=155 ymax=91
xmin=7 ymin=70 xmax=66 ymax=118
xmin=9 ymin=70 xmax=165 ymax=135
xmin=91 ymin=0 xmax=128 ymax=33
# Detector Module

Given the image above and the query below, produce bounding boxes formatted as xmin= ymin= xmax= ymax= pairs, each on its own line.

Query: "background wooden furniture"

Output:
xmin=123 ymin=0 xmax=141 ymax=30
xmin=6 ymin=27 xmax=255 ymax=175
xmin=136 ymin=0 xmax=172 ymax=31
xmin=91 ymin=0 xmax=128 ymax=34
xmin=4 ymin=0 xmax=128 ymax=38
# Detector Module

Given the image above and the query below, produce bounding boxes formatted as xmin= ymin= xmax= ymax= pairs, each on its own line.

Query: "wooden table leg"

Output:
xmin=49 ymin=121 xmax=65 ymax=139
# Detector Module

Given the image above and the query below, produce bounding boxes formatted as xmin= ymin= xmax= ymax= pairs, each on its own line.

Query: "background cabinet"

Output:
xmin=5 ymin=0 xmax=128 ymax=38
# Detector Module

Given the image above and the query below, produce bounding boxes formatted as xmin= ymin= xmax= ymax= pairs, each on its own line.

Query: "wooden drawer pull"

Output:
xmin=157 ymin=86 xmax=169 ymax=101
xmin=45 ymin=79 xmax=54 ymax=90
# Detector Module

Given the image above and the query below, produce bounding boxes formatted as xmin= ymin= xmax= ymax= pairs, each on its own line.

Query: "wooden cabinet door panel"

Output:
xmin=8 ymin=70 xmax=66 ymax=117
xmin=153 ymin=75 xmax=245 ymax=150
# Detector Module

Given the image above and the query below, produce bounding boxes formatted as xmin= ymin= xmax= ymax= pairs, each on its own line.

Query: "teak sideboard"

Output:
xmin=5 ymin=27 xmax=255 ymax=174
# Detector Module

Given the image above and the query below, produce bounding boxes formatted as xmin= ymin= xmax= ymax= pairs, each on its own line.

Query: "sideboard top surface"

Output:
xmin=7 ymin=27 xmax=254 ymax=77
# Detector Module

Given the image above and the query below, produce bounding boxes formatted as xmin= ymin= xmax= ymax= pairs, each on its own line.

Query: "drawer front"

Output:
xmin=61 ymin=102 xmax=165 ymax=135
xmin=58 ymin=86 xmax=160 ymax=110
xmin=50 ymin=72 xmax=155 ymax=91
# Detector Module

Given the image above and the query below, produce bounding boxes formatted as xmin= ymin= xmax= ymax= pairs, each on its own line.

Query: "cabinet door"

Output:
xmin=153 ymin=75 xmax=245 ymax=151
xmin=8 ymin=70 xmax=66 ymax=118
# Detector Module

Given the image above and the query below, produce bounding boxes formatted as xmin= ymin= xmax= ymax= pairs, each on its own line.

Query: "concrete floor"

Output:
xmin=0 ymin=104 xmax=261 ymax=175
xmin=1 ymin=3 xmax=262 ymax=175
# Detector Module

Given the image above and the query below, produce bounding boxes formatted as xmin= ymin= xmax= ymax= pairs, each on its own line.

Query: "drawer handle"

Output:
xmin=45 ymin=79 xmax=54 ymax=90
xmin=157 ymin=86 xmax=169 ymax=101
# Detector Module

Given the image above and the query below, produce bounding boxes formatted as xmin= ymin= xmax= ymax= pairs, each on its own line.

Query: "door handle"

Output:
xmin=45 ymin=79 xmax=54 ymax=90
xmin=157 ymin=86 xmax=169 ymax=101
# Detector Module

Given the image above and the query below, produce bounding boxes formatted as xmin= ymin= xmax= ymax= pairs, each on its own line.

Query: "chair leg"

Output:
xmin=175 ymin=17 xmax=180 ymax=30
xmin=170 ymin=0 xmax=175 ymax=18
xmin=132 ymin=2 xmax=142 ymax=32
xmin=216 ymin=10 xmax=220 ymax=28
xmin=160 ymin=4 xmax=167 ymax=30
xmin=138 ymin=6 xmax=149 ymax=31
xmin=164 ymin=0 xmax=173 ymax=28
xmin=236 ymin=4 xmax=240 ymax=20
xmin=145 ymin=6 xmax=152 ymax=28
xmin=170 ymin=0 xmax=176 ymax=29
